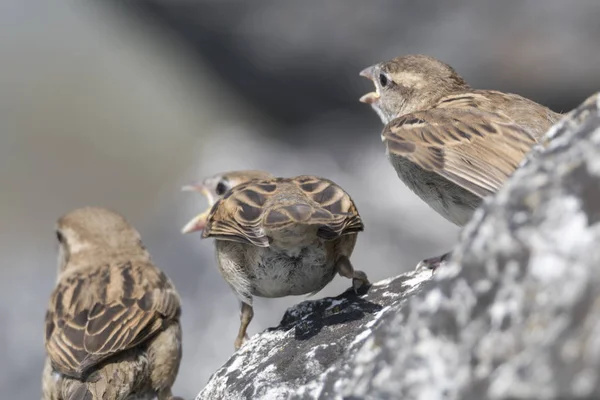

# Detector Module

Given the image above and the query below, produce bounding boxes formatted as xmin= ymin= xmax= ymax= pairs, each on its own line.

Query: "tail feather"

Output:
xmin=264 ymin=203 xmax=345 ymax=226
xmin=61 ymin=354 xmax=148 ymax=400
xmin=263 ymin=202 xmax=359 ymax=241
xmin=67 ymin=383 xmax=92 ymax=400
xmin=264 ymin=203 xmax=313 ymax=227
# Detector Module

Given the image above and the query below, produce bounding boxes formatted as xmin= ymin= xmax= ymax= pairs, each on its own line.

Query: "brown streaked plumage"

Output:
xmin=42 ymin=207 xmax=183 ymax=400
xmin=182 ymin=171 xmax=369 ymax=350
xmin=181 ymin=170 xmax=274 ymax=234
xmin=359 ymin=54 xmax=562 ymax=268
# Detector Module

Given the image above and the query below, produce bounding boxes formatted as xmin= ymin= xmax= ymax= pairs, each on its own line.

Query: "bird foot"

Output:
xmin=234 ymin=337 xmax=244 ymax=350
xmin=234 ymin=333 xmax=250 ymax=350
xmin=352 ymin=270 xmax=370 ymax=293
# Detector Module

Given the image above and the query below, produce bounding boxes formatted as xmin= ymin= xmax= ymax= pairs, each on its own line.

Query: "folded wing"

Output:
xmin=382 ymin=107 xmax=536 ymax=198
xmin=202 ymin=177 xmax=363 ymax=245
xmin=44 ymin=261 xmax=180 ymax=379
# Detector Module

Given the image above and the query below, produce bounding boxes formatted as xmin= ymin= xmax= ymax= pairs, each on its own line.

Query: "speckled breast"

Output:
xmin=249 ymin=243 xmax=336 ymax=298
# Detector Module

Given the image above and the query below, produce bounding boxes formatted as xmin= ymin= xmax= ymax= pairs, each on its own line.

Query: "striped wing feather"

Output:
xmin=382 ymin=106 xmax=536 ymax=198
xmin=201 ymin=180 xmax=273 ymax=247
xmin=292 ymin=176 xmax=363 ymax=239
xmin=44 ymin=261 xmax=180 ymax=378
xmin=202 ymin=176 xmax=363 ymax=245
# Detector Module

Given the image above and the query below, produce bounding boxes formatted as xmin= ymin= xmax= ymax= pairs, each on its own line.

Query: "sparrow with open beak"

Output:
xmin=42 ymin=207 xmax=183 ymax=400
xmin=359 ymin=54 xmax=561 ymax=269
xmin=182 ymin=170 xmax=369 ymax=350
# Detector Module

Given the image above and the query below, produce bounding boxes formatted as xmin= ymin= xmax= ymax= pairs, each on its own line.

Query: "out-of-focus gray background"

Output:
xmin=1 ymin=1 xmax=599 ymax=398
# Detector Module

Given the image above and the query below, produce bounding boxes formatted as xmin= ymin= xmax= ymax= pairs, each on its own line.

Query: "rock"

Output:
xmin=198 ymin=270 xmax=433 ymax=400
xmin=197 ymin=93 xmax=600 ymax=400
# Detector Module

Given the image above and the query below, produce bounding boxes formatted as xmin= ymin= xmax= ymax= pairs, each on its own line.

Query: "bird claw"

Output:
xmin=352 ymin=270 xmax=370 ymax=293
xmin=234 ymin=333 xmax=251 ymax=350
xmin=234 ymin=338 xmax=244 ymax=350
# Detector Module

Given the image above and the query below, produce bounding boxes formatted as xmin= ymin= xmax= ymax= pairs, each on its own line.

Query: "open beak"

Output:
xmin=182 ymin=183 xmax=208 ymax=196
xmin=181 ymin=183 xmax=212 ymax=234
xmin=359 ymin=66 xmax=380 ymax=104
xmin=181 ymin=209 xmax=210 ymax=234
xmin=359 ymin=66 xmax=375 ymax=80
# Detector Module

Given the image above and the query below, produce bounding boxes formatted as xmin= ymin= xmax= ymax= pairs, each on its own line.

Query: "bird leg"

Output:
xmin=336 ymin=255 xmax=370 ymax=293
xmin=234 ymin=302 xmax=254 ymax=350
xmin=417 ymin=251 xmax=452 ymax=273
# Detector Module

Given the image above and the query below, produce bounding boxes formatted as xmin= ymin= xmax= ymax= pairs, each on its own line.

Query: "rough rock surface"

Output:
xmin=197 ymin=93 xmax=600 ymax=400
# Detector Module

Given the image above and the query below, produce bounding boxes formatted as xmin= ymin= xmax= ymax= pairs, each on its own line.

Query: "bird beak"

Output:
xmin=182 ymin=183 xmax=217 ymax=204
xmin=181 ymin=183 xmax=209 ymax=196
xmin=359 ymin=66 xmax=375 ymax=80
xmin=181 ymin=183 xmax=212 ymax=234
xmin=359 ymin=66 xmax=380 ymax=104
xmin=360 ymin=92 xmax=380 ymax=104
xmin=181 ymin=209 xmax=210 ymax=234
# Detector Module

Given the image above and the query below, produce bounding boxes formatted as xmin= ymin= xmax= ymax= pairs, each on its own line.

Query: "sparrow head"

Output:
xmin=55 ymin=207 xmax=144 ymax=272
xmin=359 ymin=54 xmax=469 ymax=124
xmin=181 ymin=170 xmax=273 ymax=234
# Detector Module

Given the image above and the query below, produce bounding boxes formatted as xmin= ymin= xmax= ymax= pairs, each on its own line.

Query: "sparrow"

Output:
xmin=42 ymin=207 xmax=183 ymax=400
xmin=359 ymin=54 xmax=561 ymax=269
xmin=182 ymin=170 xmax=369 ymax=350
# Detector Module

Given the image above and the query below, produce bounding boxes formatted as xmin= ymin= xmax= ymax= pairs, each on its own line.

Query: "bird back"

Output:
xmin=202 ymin=176 xmax=363 ymax=247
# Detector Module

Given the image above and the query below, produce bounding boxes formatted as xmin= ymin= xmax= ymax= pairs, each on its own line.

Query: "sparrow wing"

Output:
xmin=290 ymin=176 xmax=363 ymax=240
xmin=201 ymin=180 xmax=273 ymax=247
xmin=382 ymin=107 xmax=536 ymax=198
xmin=202 ymin=177 xmax=363 ymax=245
xmin=44 ymin=261 xmax=180 ymax=379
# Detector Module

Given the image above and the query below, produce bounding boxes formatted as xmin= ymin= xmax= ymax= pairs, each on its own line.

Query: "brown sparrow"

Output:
xmin=42 ymin=207 xmax=183 ymax=400
xmin=359 ymin=54 xmax=561 ymax=269
xmin=182 ymin=170 xmax=369 ymax=350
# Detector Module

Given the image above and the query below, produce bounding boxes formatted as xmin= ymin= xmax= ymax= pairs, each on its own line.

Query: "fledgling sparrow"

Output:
xmin=42 ymin=207 xmax=183 ymax=400
xmin=359 ymin=54 xmax=562 ymax=269
xmin=182 ymin=170 xmax=369 ymax=350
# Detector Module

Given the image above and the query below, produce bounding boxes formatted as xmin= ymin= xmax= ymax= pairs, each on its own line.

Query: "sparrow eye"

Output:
xmin=56 ymin=230 xmax=64 ymax=244
xmin=379 ymin=73 xmax=389 ymax=87
xmin=215 ymin=181 xmax=230 ymax=196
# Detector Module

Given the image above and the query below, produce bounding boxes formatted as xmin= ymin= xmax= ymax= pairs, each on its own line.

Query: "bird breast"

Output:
xmin=388 ymin=152 xmax=480 ymax=227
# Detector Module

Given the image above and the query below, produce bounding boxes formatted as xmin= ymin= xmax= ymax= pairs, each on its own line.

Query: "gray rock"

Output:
xmin=197 ymin=93 xmax=600 ymax=400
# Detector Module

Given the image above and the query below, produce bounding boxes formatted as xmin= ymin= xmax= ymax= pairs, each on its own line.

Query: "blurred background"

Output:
xmin=1 ymin=1 xmax=599 ymax=398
